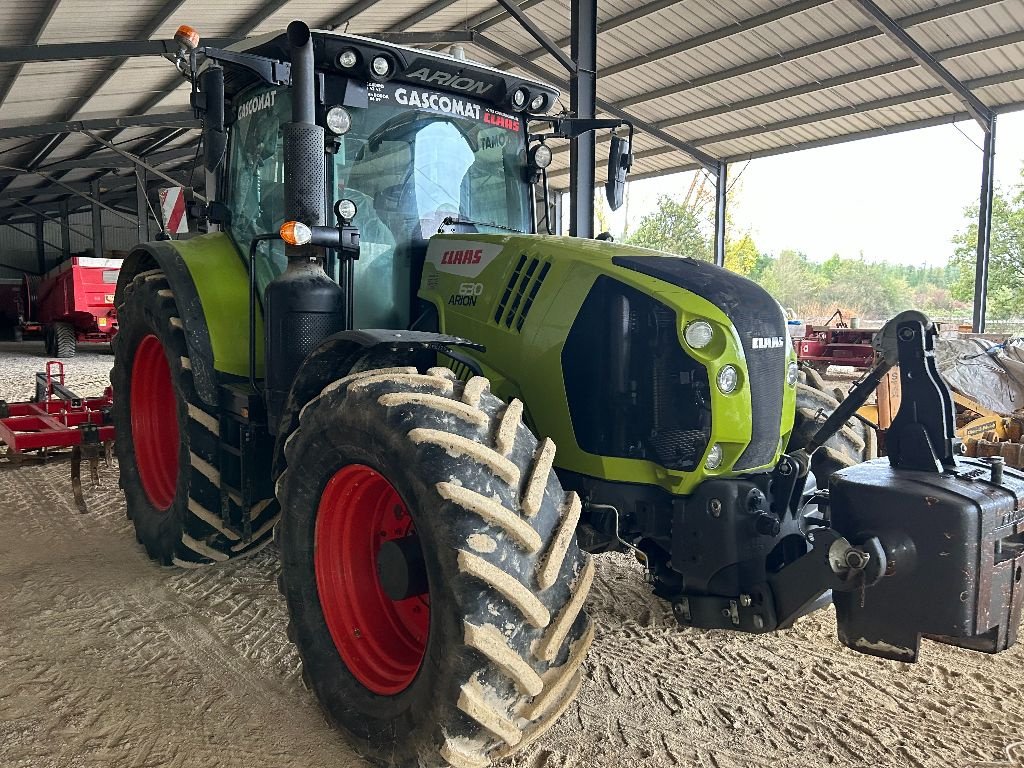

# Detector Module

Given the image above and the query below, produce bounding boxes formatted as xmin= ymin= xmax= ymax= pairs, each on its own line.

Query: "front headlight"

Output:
xmin=787 ymin=361 xmax=799 ymax=387
xmin=371 ymin=55 xmax=393 ymax=78
xmin=530 ymin=143 xmax=552 ymax=169
xmin=705 ymin=443 xmax=723 ymax=470
xmin=717 ymin=364 xmax=739 ymax=394
xmin=684 ymin=320 xmax=713 ymax=349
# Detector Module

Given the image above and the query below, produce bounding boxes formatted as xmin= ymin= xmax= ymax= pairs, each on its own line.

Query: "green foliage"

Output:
xmin=624 ymin=195 xmax=712 ymax=262
xmin=950 ymin=171 xmax=1024 ymax=320
xmin=620 ymin=191 xmax=968 ymax=322
xmin=756 ymin=250 xmax=824 ymax=309
xmin=724 ymin=234 xmax=758 ymax=276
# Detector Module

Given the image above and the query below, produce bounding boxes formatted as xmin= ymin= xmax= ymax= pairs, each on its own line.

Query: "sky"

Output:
xmin=605 ymin=110 xmax=1024 ymax=268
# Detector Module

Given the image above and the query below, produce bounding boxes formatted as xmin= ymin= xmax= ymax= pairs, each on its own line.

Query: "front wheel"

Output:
xmin=276 ymin=368 xmax=595 ymax=767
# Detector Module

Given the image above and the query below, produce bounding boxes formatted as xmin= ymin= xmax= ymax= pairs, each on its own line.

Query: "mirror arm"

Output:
xmin=622 ymin=123 xmax=635 ymax=171
xmin=536 ymin=168 xmax=554 ymax=235
xmin=534 ymin=117 xmax=631 ymax=140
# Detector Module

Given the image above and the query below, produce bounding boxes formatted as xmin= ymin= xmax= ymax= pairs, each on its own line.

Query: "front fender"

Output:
xmin=272 ymin=330 xmax=483 ymax=478
xmin=116 ymin=233 xmax=259 ymax=407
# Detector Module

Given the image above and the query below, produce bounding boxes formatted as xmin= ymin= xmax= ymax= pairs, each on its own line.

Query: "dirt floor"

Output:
xmin=1 ymin=343 xmax=1023 ymax=768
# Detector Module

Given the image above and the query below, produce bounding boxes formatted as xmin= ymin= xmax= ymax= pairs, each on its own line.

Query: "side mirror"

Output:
xmin=197 ymin=65 xmax=227 ymax=172
xmin=605 ymin=134 xmax=631 ymax=211
xmin=188 ymin=200 xmax=231 ymax=225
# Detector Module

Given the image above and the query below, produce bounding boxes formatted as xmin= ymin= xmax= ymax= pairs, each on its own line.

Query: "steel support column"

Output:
xmin=136 ymin=167 xmax=150 ymax=243
xmin=90 ymin=179 xmax=105 ymax=259
xmin=59 ymin=200 xmax=71 ymax=260
xmin=569 ymin=0 xmax=597 ymax=239
xmin=973 ymin=115 xmax=996 ymax=333
xmin=34 ymin=217 xmax=46 ymax=274
xmin=714 ymin=162 xmax=727 ymax=267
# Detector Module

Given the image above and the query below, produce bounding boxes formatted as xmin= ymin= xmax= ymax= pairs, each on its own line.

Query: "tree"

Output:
xmin=624 ymin=194 xmax=712 ymax=261
xmin=950 ymin=172 xmax=1024 ymax=320
xmin=724 ymin=233 xmax=759 ymax=276
xmin=756 ymin=250 xmax=823 ymax=310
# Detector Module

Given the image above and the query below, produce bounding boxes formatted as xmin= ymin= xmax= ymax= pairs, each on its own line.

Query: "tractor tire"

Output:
xmin=276 ymin=368 xmax=595 ymax=768
xmin=790 ymin=370 xmax=875 ymax=484
xmin=111 ymin=270 xmax=278 ymax=566
xmin=807 ymin=361 xmax=830 ymax=377
xmin=53 ymin=322 xmax=76 ymax=358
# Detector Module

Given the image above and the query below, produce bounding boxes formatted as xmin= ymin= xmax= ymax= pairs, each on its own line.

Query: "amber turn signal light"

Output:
xmin=280 ymin=220 xmax=312 ymax=246
xmin=174 ymin=25 xmax=200 ymax=51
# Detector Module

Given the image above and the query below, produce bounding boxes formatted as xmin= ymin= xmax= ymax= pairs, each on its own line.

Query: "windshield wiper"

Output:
xmin=440 ymin=216 xmax=524 ymax=234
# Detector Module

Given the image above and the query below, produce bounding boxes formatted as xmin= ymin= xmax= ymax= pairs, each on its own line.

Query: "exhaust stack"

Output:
xmin=282 ymin=20 xmax=325 ymax=242
xmin=264 ymin=21 xmax=344 ymax=433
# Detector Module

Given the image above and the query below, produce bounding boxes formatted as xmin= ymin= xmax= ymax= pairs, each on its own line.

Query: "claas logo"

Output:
xmin=440 ymin=249 xmax=484 ymax=265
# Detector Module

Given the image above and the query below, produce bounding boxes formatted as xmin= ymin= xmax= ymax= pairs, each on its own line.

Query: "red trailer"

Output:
xmin=793 ymin=311 xmax=878 ymax=372
xmin=20 ymin=257 xmax=121 ymax=357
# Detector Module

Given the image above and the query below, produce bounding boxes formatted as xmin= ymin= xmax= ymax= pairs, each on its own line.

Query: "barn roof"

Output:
xmin=0 ymin=0 xmax=1020 ymax=222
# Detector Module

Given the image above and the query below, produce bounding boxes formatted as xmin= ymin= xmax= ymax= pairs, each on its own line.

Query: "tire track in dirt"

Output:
xmin=3 ymin=347 xmax=1024 ymax=768
xmin=0 ymin=378 xmax=364 ymax=768
xmin=510 ymin=553 xmax=1024 ymax=768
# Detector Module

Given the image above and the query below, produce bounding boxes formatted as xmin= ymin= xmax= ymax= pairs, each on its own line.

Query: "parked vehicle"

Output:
xmin=793 ymin=310 xmax=878 ymax=372
xmin=20 ymin=256 xmax=120 ymax=356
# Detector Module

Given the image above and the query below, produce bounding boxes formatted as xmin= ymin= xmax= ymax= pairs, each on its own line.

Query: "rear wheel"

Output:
xmin=54 ymin=321 xmax=76 ymax=358
xmin=111 ymin=269 xmax=278 ymax=565
xmin=277 ymin=368 xmax=595 ymax=767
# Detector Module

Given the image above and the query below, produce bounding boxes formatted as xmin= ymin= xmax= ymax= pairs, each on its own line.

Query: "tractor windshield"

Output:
xmin=332 ymin=82 xmax=530 ymax=328
xmin=225 ymin=82 xmax=529 ymax=330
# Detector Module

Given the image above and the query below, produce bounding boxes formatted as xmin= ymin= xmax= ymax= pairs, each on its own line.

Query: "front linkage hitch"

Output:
xmin=770 ymin=311 xmax=1024 ymax=660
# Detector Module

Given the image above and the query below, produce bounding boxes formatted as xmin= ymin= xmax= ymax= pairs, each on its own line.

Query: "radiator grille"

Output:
xmin=612 ymin=255 xmax=787 ymax=470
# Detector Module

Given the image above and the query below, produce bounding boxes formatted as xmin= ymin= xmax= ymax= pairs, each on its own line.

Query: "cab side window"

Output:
xmin=226 ymin=88 xmax=289 ymax=289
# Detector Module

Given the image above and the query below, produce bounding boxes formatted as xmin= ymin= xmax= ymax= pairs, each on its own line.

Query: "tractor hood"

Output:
xmin=419 ymin=233 xmax=797 ymax=496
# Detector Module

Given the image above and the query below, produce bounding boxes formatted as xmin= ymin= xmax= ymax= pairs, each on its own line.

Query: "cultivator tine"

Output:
xmin=90 ymin=451 xmax=101 ymax=487
xmin=70 ymin=444 xmax=103 ymax=514
xmin=71 ymin=445 xmax=87 ymax=514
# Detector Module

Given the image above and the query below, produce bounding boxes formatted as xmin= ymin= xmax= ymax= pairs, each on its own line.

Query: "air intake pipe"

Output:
xmin=263 ymin=20 xmax=345 ymax=433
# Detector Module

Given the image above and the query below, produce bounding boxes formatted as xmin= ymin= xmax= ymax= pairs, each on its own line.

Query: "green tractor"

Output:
xmin=111 ymin=21 xmax=1024 ymax=768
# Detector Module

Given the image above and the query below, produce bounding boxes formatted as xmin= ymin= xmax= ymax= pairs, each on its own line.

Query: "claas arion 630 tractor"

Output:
xmin=112 ymin=21 xmax=1024 ymax=767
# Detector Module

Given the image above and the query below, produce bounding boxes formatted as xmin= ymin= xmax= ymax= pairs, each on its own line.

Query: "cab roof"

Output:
xmin=224 ymin=28 xmax=560 ymax=116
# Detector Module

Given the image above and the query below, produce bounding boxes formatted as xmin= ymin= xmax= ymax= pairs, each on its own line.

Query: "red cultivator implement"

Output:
xmin=0 ymin=361 xmax=115 ymax=511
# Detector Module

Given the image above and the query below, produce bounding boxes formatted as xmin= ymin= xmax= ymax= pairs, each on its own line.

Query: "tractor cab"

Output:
xmin=200 ymin=29 xmax=561 ymax=330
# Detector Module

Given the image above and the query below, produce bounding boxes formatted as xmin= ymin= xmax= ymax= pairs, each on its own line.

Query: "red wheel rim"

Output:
xmin=315 ymin=464 xmax=429 ymax=695
xmin=130 ymin=334 xmax=180 ymax=510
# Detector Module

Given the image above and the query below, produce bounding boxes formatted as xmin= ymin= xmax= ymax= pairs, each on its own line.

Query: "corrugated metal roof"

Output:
xmin=0 ymin=0 xmax=1021 ymax=222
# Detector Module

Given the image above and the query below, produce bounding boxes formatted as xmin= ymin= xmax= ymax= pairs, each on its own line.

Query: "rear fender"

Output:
xmin=116 ymin=233 xmax=257 ymax=407
xmin=272 ymin=330 xmax=483 ymax=479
